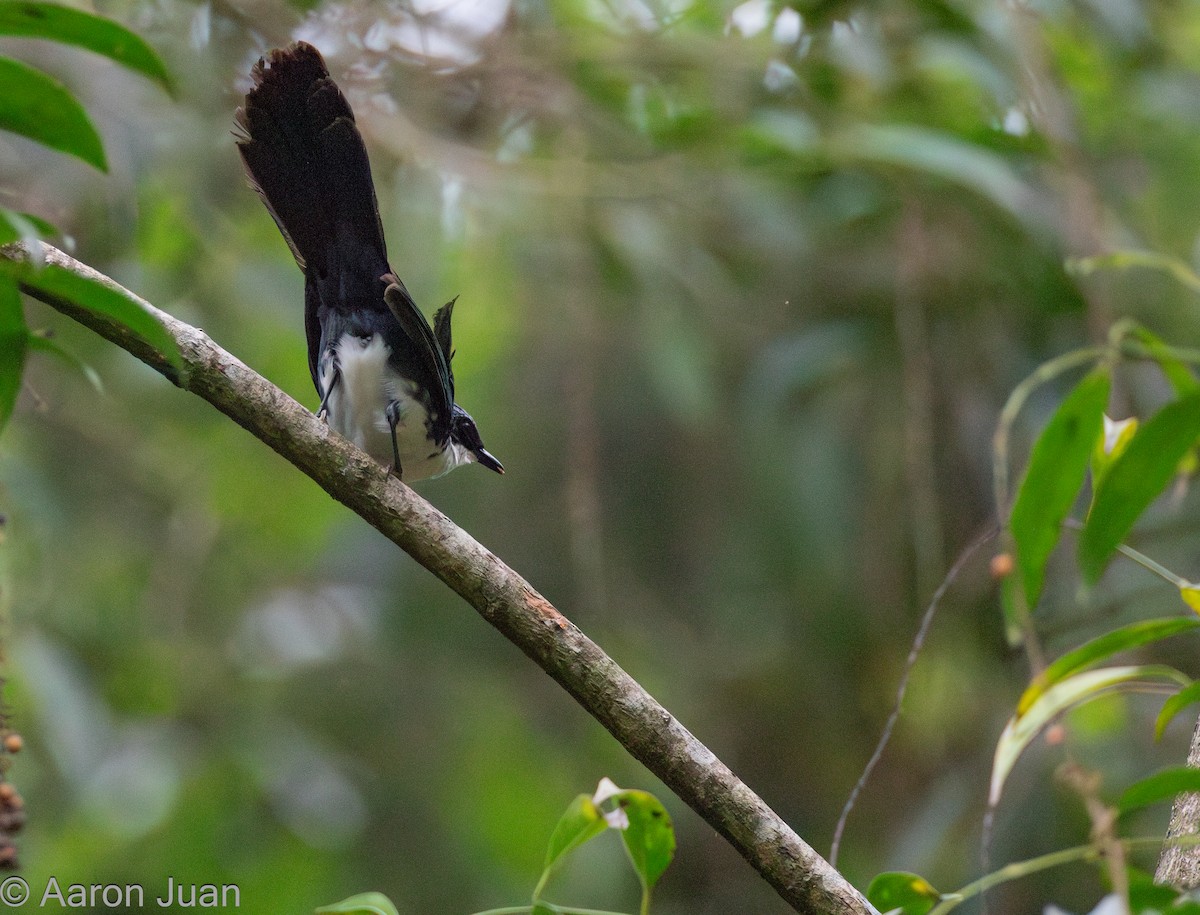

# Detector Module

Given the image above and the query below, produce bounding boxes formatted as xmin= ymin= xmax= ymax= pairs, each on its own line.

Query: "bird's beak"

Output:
xmin=474 ymin=448 xmax=504 ymax=474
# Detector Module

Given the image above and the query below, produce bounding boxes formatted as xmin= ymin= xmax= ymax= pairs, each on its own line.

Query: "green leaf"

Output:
xmin=314 ymin=892 xmax=399 ymax=915
xmin=543 ymin=794 xmax=607 ymax=870
xmin=615 ymin=790 xmax=675 ymax=895
xmin=865 ymin=871 xmax=940 ymax=915
xmin=831 ymin=124 xmax=1040 ymax=227
xmin=2 ymin=261 xmax=181 ymax=371
xmin=0 ymin=277 xmax=23 ymax=335
xmin=0 ymin=2 xmax=172 ymax=92
xmin=0 ymin=209 xmax=59 ymax=249
xmin=533 ymin=793 xmax=607 ymax=900
xmin=14 ymin=212 xmax=58 ymax=239
xmin=0 ymin=276 xmax=27 ymax=434
xmin=1118 ymin=767 xmax=1200 ymax=815
xmin=1009 ymin=370 xmax=1110 ymax=607
xmin=1128 ymin=866 xmax=1182 ymax=911
xmin=0 ymin=55 xmax=106 ymax=170
xmin=990 ymin=665 xmax=1191 ymax=806
xmin=26 ymin=333 xmax=103 ymax=395
xmin=0 ymin=209 xmax=38 ymax=246
xmin=1080 ymin=390 xmax=1200 ymax=583
xmin=1018 ymin=618 xmax=1200 ymax=716
xmin=1155 ymin=681 xmax=1200 ymax=741
xmin=1124 ymin=324 xmax=1200 ymax=397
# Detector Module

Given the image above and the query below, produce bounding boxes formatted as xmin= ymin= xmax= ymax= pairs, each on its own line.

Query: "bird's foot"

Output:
xmin=385 ymin=400 xmax=404 ymax=479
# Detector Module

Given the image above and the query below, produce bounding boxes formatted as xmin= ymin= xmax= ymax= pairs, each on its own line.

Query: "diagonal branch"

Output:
xmin=1 ymin=241 xmax=874 ymax=915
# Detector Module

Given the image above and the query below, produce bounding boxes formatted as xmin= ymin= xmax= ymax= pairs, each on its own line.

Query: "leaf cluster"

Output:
xmin=0 ymin=4 xmax=177 ymax=433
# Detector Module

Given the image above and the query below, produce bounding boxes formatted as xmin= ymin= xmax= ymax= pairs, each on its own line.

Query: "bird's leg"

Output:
xmin=317 ymin=366 xmax=340 ymax=420
xmin=385 ymin=399 xmax=404 ymax=478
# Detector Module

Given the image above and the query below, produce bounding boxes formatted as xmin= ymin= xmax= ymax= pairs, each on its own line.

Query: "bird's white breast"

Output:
xmin=320 ymin=333 xmax=473 ymax=482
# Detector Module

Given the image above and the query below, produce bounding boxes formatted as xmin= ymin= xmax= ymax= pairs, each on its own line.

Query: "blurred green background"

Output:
xmin=5 ymin=0 xmax=1200 ymax=912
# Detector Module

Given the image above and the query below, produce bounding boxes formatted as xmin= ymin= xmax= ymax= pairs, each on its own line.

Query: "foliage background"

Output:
xmin=4 ymin=0 xmax=1200 ymax=912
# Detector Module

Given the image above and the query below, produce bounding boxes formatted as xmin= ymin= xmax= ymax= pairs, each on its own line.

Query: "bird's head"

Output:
xmin=450 ymin=405 xmax=503 ymax=474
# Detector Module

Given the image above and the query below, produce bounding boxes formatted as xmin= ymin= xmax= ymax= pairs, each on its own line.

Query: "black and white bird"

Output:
xmin=235 ymin=42 xmax=503 ymax=482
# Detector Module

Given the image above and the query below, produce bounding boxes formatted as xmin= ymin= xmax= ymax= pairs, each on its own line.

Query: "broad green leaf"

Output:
xmin=2 ymin=261 xmax=181 ymax=371
xmin=0 ymin=3 xmax=172 ymax=92
xmin=0 ymin=277 xmax=27 ymax=434
xmin=0 ymin=209 xmax=39 ymax=247
xmin=990 ymin=665 xmax=1191 ymax=806
xmin=1156 ymin=681 xmax=1200 ymax=741
xmin=615 ymin=790 xmax=675 ymax=895
xmin=1018 ymin=618 xmax=1200 ymax=715
xmin=0 ymin=55 xmax=106 ymax=170
xmin=1124 ymin=325 xmax=1200 ymax=397
xmin=15 ymin=212 xmax=57 ymax=238
xmin=1118 ymin=767 xmax=1200 ymax=814
xmin=533 ymin=793 xmax=607 ymax=899
xmin=314 ymin=892 xmax=399 ymax=915
xmin=1009 ymin=370 xmax=1110 ymax=607
xmin=831 ymin=124 xmax=1039 ymax=227
xmin=745 ymin=110 xmax=820 ymax=159
xmin=543 ymin=794 xmax=606 ymax=870
xmin=865 ymin=871 xmax=940 ymax=915
xmin=1180 ymin=449 xmax=1200 ymax=480
xmin=0 ymin=276 xmax=23 ymax=340
xmin=1128 ymin=866 xmax=1181 ymax=911
xmin=1080 ymin=390 xmax=1200 ymax=583
xmin=0 ymin=210 xmax=57 ymax=254
xmin=26 ymin=334 xmax=103 ymax=394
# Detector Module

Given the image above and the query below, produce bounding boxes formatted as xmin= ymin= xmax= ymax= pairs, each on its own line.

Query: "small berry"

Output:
xmin=990 ymin=553 xmax=1015 ymax=579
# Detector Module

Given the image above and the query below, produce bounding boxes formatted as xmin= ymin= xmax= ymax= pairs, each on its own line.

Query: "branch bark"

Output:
xmin=1156 ymin=714 xmax=1200 ymax=888
xmin=2 ymin=241 xmax=874 ymax=915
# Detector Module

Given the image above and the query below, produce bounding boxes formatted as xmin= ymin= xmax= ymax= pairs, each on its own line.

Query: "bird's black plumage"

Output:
xmin=234 ymin=42 xmax=501 ymax=480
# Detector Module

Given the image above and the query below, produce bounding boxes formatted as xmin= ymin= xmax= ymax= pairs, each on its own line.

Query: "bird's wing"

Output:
xmin=432 ymin=296 xmax=458 ymax=399
xmin=382 ymin=275 xmax=453 ymax=440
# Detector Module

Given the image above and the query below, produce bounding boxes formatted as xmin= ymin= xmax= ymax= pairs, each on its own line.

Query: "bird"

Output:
xmin=234 ymin=42 xmax=503 ymax=483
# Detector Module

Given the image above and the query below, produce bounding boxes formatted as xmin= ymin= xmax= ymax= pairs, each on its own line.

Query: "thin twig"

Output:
xmin=928 ymin=833 xmax=1200 ymax=915
xmin=829 ymin=524 xmax=999 ymax=867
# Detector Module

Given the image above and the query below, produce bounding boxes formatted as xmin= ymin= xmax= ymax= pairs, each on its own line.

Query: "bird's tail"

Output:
xmin=235 ymin=42 xmax=387 ymax=285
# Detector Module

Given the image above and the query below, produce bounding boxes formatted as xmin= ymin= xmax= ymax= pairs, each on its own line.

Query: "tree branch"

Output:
xmin=1156 ymin=714 xmax=1200 ymax=888
xmin=2 ymin=241 xmax=874 ymax=915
